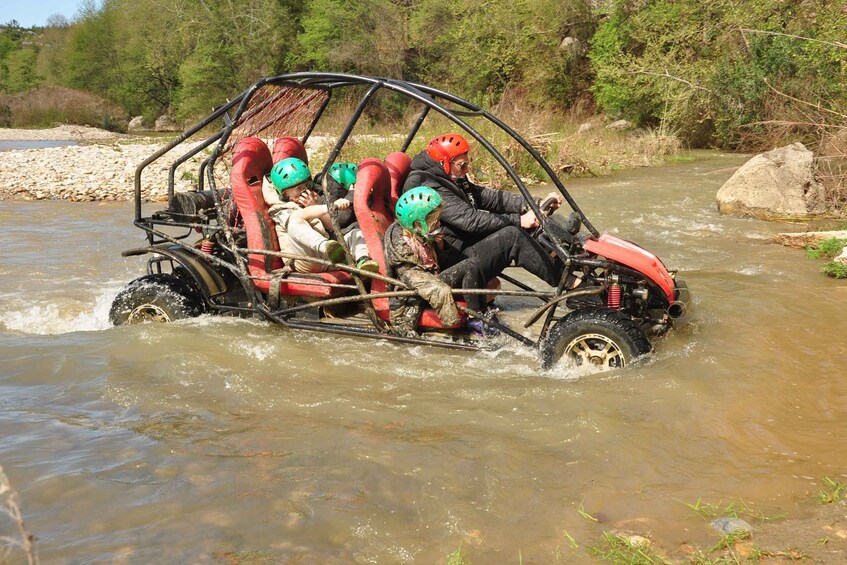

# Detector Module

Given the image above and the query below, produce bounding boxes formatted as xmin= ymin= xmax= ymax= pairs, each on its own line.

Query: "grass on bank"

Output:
xmin=817 ymin=477 xmax=847 ymax=504
xmin=0 ymin=86 xmax=127 ymax=132
xmin=307 ymin=94 xmax=685 ymax=189
xmin=805 ymin=237 xmax=847 ymax=279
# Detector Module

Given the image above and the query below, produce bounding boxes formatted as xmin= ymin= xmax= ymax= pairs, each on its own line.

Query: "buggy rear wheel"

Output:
xmin=540 ymin=307 xmax=651 ymax=372
xmin=109 ymin=273 xmax=204 ymax=326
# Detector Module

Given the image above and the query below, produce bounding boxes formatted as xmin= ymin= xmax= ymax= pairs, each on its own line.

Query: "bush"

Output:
xmin=821 ymin=261 xmax=847 ymax=279
xmin=806 ymin=238 xmax=847 ymax=260
xmin=0 ymin=86 xmax=128 ymax=131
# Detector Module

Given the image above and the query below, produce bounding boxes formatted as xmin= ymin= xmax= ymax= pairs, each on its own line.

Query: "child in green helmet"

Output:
xmin=316 ymin=162 xmax=358 ymax=231
xmin=264 ymin=157 xmax=378 ymax=274
xmin=383 ymin=186 xmax=491 ymax=337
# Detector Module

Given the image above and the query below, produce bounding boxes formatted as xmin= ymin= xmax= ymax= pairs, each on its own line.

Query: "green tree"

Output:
xmin=5 ymin=47 xmax=40 ymax=92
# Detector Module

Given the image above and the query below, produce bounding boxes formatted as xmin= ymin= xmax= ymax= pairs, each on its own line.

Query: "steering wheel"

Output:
xmin=530 ymin=195 xmax=561 ymax=240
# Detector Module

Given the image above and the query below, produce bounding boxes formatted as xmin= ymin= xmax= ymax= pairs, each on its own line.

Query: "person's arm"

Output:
xmin=439 ymin=188 xmax=519 ymax=236
xmin=292 ymin=204 xmax=332 ymax=231
xmin=473 ymin=183 xmax=525 ymax=214
xmin=399 ymin=269 xmax=461 ymax=327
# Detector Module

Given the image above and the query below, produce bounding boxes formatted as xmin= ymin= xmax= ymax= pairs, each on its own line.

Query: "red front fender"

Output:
xmin=583 ymin=234 xmax=676 ymax=303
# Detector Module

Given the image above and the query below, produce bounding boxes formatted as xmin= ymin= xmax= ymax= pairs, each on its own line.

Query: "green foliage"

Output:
xmin=817 ymin=477 xmax=847 ymax=503
xmin=0 ymin=0 xmax=842 ymax=155
xmin=588 ymin=531 xmax=668 ymax=565
xmin=588 ymin=0 xmax=847 ymax=148
xmin=821 ymin=262 xmax=847 ymax=279
xmin=446 ymin=542 xmax=472 ymax=565
xmin=4 ymin=47 xmax=39 ymax=92
xmin=806 ymin=238 xmax=847 ymax=260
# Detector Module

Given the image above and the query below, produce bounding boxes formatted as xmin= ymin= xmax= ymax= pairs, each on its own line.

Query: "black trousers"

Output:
xmin=444 ymin=226 xmax=562 ymax=288
xmin=437 ymin=257 xmax=485 ymax=312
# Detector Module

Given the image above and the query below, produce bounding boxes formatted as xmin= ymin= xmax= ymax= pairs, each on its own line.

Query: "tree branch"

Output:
xmin=624 ymin=70 xmax=713 ymax=93
xmin=764 ymin=79 xmax=847 ymax=121
xmin=738 ymin=27 xmax=847 ymax=50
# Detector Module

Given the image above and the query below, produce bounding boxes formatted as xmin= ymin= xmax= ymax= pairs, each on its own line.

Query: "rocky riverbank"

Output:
xmin=0 ymin=127 xmax=183 ymax=202
xmin=0 ymin=127 xmax=356 ymax=202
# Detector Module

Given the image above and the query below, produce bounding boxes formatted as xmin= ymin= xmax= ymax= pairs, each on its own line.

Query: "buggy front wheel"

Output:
xmin=109 ymin=273 xmax=204 ymax=326
xmin=540 ymin=307 xmax=651 ymax=372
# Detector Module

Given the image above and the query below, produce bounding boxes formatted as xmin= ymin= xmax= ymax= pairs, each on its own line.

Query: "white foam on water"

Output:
xmin=737 ymin=265 xmax=764 ymax=276
xmin=0 ymin=283 xmax=122 ymax=335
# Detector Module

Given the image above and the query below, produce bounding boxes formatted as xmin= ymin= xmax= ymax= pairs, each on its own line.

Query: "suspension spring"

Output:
xmin=607 ymin=282 xmax=622 ymax=310
xmin=200 ymin=239 xmax=215 ymax=254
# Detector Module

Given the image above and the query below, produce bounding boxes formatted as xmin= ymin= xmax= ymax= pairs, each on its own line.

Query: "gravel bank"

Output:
xmin=0 ymin=125 xmax=135 ymax=142
xmin=0 ymin=138 xmax=203 ymax=202
xmin=0 ymin=127 xmax=347 ymax=202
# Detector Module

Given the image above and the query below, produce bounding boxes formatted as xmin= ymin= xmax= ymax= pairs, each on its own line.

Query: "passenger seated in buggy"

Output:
xmin=383 ymin=186 xmax=496 ymax=337
xmin=265 ymin=157 xmax=379 ymax=274
xmin=315 ymin=162 xmax=358 ymax=231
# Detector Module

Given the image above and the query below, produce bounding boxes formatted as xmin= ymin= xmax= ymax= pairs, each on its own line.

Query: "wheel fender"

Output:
xmin=121 ymin=244 xmax=227 ymax=298
xmin=583 ymin=234 xmax=675 ymax=303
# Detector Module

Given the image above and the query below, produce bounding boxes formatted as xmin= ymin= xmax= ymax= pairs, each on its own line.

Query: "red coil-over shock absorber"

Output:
xmin=607 ymin=275 xmax=621 ymax=310
xmin=200 ymin=239 xmax=215 ymax=254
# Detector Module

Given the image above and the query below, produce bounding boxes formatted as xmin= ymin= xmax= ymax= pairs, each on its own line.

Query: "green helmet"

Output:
xmin=396 ymin=186 xmax=442 ymax=236
xmin=329 ymin=163 xmax=358 ymax=189
xmin=270 ymin=157 xmax=311 ymax=194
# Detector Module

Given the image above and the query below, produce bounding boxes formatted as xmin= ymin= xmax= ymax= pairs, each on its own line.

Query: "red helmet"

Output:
xmin=426 ymin=133 xmax=470 ymax=175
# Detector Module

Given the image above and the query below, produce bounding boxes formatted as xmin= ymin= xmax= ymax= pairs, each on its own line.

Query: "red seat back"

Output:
xmin=384 ymin=151 xmax=411 ymax=212
xmin=230 ymin=138 xmax=281 ymax=279
xmin=353 ymin=159 xmax=393 ymax=317
xmin=272 ymin=137 xmax=308 ymax=165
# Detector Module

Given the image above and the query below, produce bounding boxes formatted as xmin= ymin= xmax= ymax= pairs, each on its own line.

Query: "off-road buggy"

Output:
xmin=110 ymin=72 xmax=690 ymax=372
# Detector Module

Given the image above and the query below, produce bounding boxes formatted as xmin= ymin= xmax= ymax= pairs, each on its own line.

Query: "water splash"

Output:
xmin=0 ymin=282 xmax=122 ymax=335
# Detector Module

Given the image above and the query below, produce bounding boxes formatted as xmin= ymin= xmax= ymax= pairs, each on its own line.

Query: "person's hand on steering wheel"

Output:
xmin=540 ymin=192 xmax=563 ymax=216
xmin=520 ymin=210 xmax=540 ymax=230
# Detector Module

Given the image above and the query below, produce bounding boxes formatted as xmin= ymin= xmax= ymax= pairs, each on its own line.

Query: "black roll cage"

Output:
xmin=127 ymin=72 xmax=614 ymax=349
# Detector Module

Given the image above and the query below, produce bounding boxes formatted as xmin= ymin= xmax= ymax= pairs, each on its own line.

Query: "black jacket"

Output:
xmin=402 ymin=151 xmax=526 ymax=255
xmin=315 ymin=172 xmax=356 ymax=232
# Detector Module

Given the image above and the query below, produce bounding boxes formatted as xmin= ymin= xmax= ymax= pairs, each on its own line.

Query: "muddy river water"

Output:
xmin=1 ymin=151 xmax=846 ymax=563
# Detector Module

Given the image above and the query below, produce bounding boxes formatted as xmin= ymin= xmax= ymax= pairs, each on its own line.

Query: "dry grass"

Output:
xmin=0 ymin=86 xmax=127 ymax=132
xmin=0 ymin=466 xmax=38 ymax=565
xmin=305 ymin=87 xmax=684 ymax=188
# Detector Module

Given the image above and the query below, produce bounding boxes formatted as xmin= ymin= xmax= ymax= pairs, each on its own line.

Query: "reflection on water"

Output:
xmin=1 ymin=153 xmax=846 ymax=563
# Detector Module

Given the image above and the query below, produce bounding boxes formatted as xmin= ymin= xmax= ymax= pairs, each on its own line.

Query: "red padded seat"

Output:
xmin=229 ymin=137 xmax=353 ymax=299
xmin=272 ymin=137 xmax=309 ymax=165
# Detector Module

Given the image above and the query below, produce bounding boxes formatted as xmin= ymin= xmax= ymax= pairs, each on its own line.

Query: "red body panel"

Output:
xmin=583 ymin=234 xmax=676 ymax=303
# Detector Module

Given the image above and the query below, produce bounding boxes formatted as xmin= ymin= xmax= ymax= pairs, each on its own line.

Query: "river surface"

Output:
xmin=1 ymin=152 xmax=846 ymax=564
xmin=0 ymin=140 xmax=79 ymax=151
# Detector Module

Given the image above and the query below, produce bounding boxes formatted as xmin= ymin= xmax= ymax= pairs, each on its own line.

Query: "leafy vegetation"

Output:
xmin=816 ymin=477 xmax=847 ymax=504
xmin=681 ymin=497 xmax=782 ymax=525
xmin=0 ymin=0 xmax=844 ymax=156
xmin=806 ymin=238 xmax=847 ymax=279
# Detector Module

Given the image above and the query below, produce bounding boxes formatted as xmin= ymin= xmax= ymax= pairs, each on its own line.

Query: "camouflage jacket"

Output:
xmin=383 ymin=221 xmax=460 ymax=336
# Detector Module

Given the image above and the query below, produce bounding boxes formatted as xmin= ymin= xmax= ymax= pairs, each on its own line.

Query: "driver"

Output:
xmin=402 ymin=133 xmax=564 ymax=287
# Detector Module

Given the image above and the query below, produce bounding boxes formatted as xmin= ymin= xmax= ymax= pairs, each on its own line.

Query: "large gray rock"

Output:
xmin=716 ymin=142 xmax=826 ymax=220
xmin=606 ymin=119 xmax=632 ymax=131
xmin=558 ymin=37 xmax=586 ymax=57
xmin=127 ymin=116 xmax=146 ymax=131
xmin=154 ymin=114 xmax=180 ymax=132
